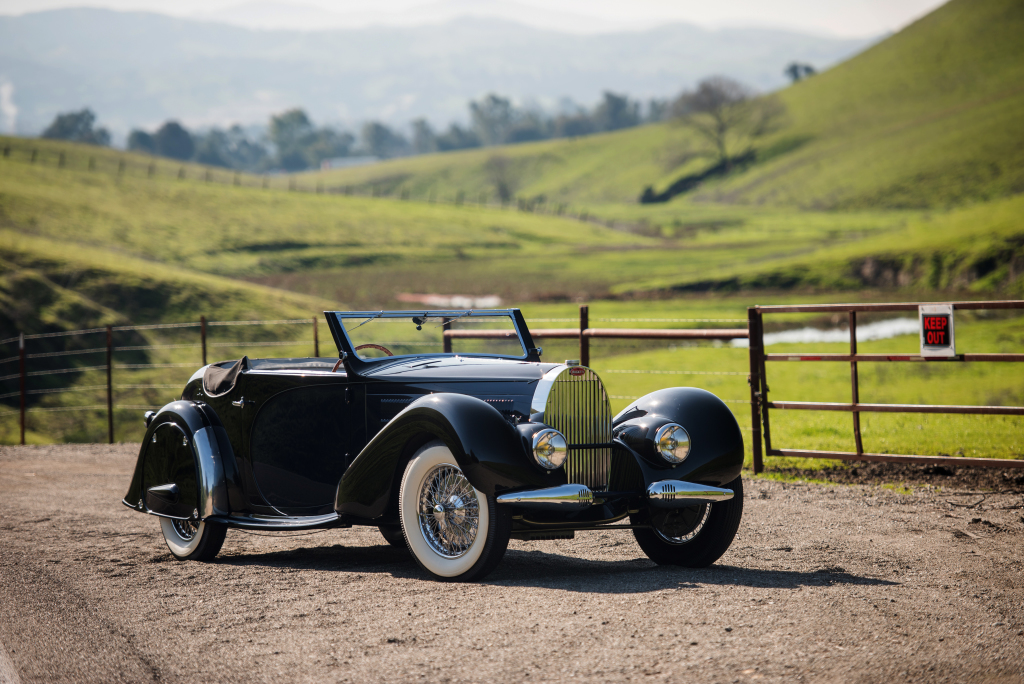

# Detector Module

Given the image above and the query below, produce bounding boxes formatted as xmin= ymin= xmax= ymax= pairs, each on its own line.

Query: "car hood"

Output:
xmin=362 ymin=355 xmax=560 ymax=382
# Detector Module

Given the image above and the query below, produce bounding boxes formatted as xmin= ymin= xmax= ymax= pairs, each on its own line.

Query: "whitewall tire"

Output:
xmin=398 ymin=441 xmax=510 ymax=581
xmin=160 ymin=517 xmax=227 ymax=561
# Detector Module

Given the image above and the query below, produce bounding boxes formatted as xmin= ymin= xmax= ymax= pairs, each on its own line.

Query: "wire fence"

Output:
xmin=1 ymin=306 xmax=753 ymax=445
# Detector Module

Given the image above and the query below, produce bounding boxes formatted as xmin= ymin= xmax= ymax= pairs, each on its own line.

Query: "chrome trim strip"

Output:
xmin=530 ymin=364 xmax=568 ymax=414
xmin=496 ymin=484 xmax=594 ymax=510
xmin=193 ymin=427 xmax=228 ymax=519
xmin=646 ymin=480 xmax=735 ymax=507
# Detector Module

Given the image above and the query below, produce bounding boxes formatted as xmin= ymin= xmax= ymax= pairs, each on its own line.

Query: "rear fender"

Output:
xmin=335 ymin=393 xmax=561 ymax=519
xmin=122 ymin=401 xmax=243 ymax=520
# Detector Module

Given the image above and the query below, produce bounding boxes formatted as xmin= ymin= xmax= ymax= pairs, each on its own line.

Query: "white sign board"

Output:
xmin=919 ymin=304 xmax=955 ymax=357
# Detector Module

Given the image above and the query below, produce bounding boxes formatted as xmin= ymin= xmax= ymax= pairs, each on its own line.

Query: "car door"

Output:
xmin=246 ymin=378 xmax=358 ymax=516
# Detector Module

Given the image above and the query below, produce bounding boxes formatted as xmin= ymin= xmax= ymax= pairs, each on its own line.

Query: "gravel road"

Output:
xmin=1 ymin=444 xmax=1023 ymax=683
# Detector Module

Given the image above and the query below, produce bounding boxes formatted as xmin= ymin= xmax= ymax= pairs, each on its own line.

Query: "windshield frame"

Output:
xmin=324 ymin=308 xmax=538 ymax=366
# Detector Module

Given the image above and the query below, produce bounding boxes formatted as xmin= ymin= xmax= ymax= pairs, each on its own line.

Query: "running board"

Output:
xmin=205 ymin=512 xmax=349 ymax=530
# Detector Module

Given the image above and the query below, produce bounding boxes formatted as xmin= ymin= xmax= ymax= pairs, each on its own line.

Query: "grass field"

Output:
xmin=2 ymin=0 xmax=1023 ymax=465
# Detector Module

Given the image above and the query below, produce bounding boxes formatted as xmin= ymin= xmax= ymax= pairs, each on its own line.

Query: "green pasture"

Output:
xmin=302 ymin=0 xmax=1024 ymax=213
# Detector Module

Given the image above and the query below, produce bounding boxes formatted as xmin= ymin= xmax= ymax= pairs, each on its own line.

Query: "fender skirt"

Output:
xmin=122 ymin=401 xmax=244 ymax=520
xmin=615 ymin=387 xmax=744 ymax=488
xmin=335 ymin=393 xmax=559 ymax=519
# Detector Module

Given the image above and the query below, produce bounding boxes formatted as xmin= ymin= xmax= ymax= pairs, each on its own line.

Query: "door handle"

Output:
xmin=231 ymin=397 xmax=253 ymax=408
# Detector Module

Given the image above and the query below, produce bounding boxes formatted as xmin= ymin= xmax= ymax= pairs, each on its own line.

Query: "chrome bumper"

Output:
xmin=646 ymin=480 xmax=734 ymax=507
xmin=495 ymin=484 xmax=594 ymax=510
xmin=495 ymin=479 xmax=734 ymax=510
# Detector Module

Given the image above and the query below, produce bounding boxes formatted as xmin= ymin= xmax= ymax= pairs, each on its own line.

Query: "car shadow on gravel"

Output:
xmin=215 ymin=543 xmax=898 ymax=592
xmin=485 ymin=551 xmax=899 ymax=593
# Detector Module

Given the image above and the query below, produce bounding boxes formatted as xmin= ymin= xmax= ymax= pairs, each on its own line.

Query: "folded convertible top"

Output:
xmin=203 ymin=356 xmax=248 ymax=397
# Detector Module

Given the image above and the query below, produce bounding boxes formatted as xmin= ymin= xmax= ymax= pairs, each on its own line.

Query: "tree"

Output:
xmin=269 ymin=109 xmax=313 ymax=152
xmin=470 ymin=94 xmax=516 ymax=146
xmin=483 ymin=155 xmax=519 ymax=203
xmin=360 ymin=122 xmax=409 ymax=159
xmin=784 ymin=62 xmax=817 ymax=83
xmin=127 ymin=129 xmax=156 ymax=154
xmin=435 ymin=124 xmax=480 ymax=152
xmin=592 ymin=91 xmax=639 ymax=132
xmin=671 ymin=77 xmax=785 ymax=167
xmin=154 ymin=121 xmax=194 ymax=160
xmin=41 ymin=109 xmax=110 ymax=146
xmin=411 ymin=118 xmax=437 ymax=154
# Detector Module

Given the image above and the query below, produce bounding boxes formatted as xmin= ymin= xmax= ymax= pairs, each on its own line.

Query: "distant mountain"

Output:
xmin=0 ymin=8 xmax=873 ymax=139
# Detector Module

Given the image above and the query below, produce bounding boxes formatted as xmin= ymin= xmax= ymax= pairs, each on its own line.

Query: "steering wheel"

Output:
xmin=355 ymin=343 xmax=394 ymax=357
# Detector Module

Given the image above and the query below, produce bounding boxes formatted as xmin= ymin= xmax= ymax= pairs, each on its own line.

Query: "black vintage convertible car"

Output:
xmin=124 ymin=309 xmax=744 ymax=581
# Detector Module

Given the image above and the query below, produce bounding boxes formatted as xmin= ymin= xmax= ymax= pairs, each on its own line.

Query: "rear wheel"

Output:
xmin=398 ymin=442 xmax=511 ymax=581
xmin=160 ymin=517 xmax=227 ymax=561
xmin=631 ymin=475 xmax=743 ymax=567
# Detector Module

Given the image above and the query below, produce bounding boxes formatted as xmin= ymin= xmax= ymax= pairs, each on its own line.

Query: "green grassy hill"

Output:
xmin=307 ymin=0 xmax=1024 ymax=212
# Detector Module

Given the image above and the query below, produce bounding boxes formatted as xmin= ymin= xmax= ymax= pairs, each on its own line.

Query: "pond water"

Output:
xmin=731 ymin=317 xmax=919 ymax=347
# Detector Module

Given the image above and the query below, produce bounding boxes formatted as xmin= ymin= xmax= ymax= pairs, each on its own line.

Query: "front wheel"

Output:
xmin=630 ymin=475 xmax=743 ymax=567
xmin=160 ymin=517 xmax=227 ymax=561
xmin=398 ymin=442 xmax=511 ymax=581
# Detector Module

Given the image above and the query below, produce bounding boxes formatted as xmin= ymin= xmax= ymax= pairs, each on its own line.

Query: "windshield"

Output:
xmin=330 ymin=310 xmax=527 ymax=361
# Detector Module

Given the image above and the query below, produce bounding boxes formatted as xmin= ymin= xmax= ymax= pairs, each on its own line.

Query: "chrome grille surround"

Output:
xmin=532 ymin=365 xmax=612 ymax=491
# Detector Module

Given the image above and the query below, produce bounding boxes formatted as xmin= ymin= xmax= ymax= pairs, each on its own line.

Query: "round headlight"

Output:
xmin=532 ymin=429 xmax=568 ymax=470
xmin=654 ymin=423 xmax=691 ymax=464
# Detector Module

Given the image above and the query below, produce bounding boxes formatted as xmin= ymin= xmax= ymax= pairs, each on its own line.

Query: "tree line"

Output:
xmin=36 ymin=91 xmax=666 ymax=173
xmin=39 ymin=62 xmax=813 ymax=174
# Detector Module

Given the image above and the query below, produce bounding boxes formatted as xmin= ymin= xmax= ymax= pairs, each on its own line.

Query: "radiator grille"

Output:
xmin=542 ymin=367 xmax=612 ymax=491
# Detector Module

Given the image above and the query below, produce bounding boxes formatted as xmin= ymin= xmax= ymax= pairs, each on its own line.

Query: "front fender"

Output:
xmin=122 ymin=401 xmax=242 ymax=520
xmin=614 ymin=387 xmax=743 ymax=487
xmin=335 ymin=393 xmax=561 ymax=519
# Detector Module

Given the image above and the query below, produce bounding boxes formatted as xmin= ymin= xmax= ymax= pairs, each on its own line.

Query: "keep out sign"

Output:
xmin=919 ymin=304 xmax=956 ymax=357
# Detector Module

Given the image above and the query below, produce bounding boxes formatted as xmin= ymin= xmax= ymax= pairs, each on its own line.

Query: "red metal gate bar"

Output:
xmin=768 ymin=449 xmax=1024 ymax=469
xmin=754 ymin=300 xmax=1024 ymax=313
xmin=766 ymin=353 xmax=1024 ymax=362
xmin=443 ymin=328 xmax=749 ymax=341
xmin=766 ymin=401 xmax=1024 ymax=415
xmin=750 ymin=300 xmax=1024 ymax=473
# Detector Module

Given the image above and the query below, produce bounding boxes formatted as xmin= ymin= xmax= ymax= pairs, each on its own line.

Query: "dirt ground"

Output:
xmin=1 ymin=445 xmax=1023 ymax=684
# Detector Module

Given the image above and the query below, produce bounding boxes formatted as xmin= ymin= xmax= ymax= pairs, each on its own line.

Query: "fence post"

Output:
xmin=313 ymin=316 xmax=319 ymax=357
xmin=747 ymin=308 xmax=763 ymax=474
xmin=19 ymin=333 xmax=25 ymax=445
xmin=850 ymin=311 xmax=864 ymax=456
xmin=106 ymin=326 xmax=114 ymax=444
xmin=200 ymin=315 xmax=207 ymax=366
xmin=579 ymin=304 xmax=589 ymax=367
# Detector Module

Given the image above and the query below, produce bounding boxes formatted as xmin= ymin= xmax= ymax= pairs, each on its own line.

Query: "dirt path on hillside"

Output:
xmin=1 ymin=445 xmax=1023 ymax=684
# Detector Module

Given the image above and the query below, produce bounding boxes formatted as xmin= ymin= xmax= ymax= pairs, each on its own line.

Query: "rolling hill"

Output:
xmin=308 ymin=0 xmax=1024 ymax=212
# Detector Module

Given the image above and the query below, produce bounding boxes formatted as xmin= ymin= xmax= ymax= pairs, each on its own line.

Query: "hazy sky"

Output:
xmin=0 ymin=0 xmax=948 ymax=37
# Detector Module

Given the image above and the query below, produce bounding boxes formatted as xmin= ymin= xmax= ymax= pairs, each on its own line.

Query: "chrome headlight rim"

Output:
xmin=654 ymin=423 xmax=691 ymax=465
xmin=531 ymin=428 xmax=568 ymax=470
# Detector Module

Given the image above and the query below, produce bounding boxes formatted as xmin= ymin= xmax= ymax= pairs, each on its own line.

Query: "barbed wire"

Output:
xmin=602 ymin=369 xmax=748 ymax=376
xmin=26 ymin=365 xmax=108 ymax=378
xmin=26 ymin=347 xmax=106 ymax=359
xmin=115 ymin=363 xmax=194 ymax=369
xmin=595 ymin=318 xmax=747 ymax=323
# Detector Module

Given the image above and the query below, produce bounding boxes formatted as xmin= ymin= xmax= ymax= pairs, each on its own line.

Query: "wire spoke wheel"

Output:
xmin=650 ymin=504 xmax=711 ymax=545
xmin=399 ymin=442 xmax=511 ymax=581
xmin=631 ymin=475 xmax=744 ymax=568
xmin=170 ymin=518 xmax=199 ymax=542
xmin=417 ymin=464 xmax=480 ymax=558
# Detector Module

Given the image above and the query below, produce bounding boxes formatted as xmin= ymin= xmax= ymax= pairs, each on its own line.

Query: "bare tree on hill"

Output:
xmin=671 ymin=77 xmax=786 ymax=168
